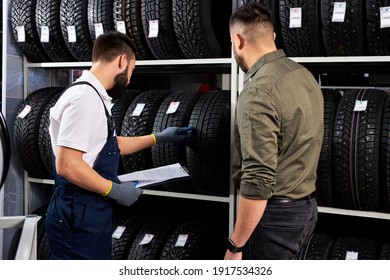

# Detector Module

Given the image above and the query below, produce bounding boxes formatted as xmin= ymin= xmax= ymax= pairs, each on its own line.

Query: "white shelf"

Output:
xmin=28 ymin=177 xmax=55 ymax=185
xmin=25 ymin=56 xmax=390 ymax=68
xmin=142 ymin=189 xmax=232 ymax=203
xmin=27 ymin=177 xmax=232 ymax=203
xmin=290 ymin=56 xmax=390 ymax=63
xmin=26 ymin=175 xmax=390 ymax=219
xmin=25 ymin=58 xmax=232 ymax=68
xmin=318 ymin=206 xmax=390 ymax=220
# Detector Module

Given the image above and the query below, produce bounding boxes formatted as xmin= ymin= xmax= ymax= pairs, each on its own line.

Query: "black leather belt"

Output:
xmin=267 ymin=193 xmax=316 ymax=204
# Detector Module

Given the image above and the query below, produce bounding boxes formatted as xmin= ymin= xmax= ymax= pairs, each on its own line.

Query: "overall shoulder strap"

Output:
xmin=62 ymin=81 xmax=116 ymax=138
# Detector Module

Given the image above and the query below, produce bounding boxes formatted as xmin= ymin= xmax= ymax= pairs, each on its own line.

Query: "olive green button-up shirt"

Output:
xmin=232 ymin=49 xmax=324 ymax=200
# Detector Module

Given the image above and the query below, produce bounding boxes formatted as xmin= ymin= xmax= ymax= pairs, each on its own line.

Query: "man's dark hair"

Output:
xmin=92 ymin=30 xmax=137 ymax=62
xmin=229 ymin=2 xmax=273 ymax=30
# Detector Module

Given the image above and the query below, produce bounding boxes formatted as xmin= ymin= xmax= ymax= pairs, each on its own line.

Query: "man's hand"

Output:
xmin=106 ymin=181 xmax=143 ymax=207
xmin=154 ymin=125 xmax=192 ymax=144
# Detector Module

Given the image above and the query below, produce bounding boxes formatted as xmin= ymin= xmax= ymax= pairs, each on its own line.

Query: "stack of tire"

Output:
xmin=239 ymin=0 xmax=390 ymax=56
xmin=112 ymin=214 xmax=226 ymax=260
xmin=13 ymin=87 xmax=231 ymax=196
xmin=315 ymin=88 xmax=390 ymax=213
xmin=11 ymin=0 xmax=231 ymax=62
xmin=19 ymin=205 xmax=226 ymax=260
xmin=298 ymin=231 xmax=390 ymax=260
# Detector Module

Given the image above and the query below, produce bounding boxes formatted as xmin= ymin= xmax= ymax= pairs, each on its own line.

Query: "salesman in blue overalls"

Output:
xmin=45 ymin=30 xmax=190 ymax=260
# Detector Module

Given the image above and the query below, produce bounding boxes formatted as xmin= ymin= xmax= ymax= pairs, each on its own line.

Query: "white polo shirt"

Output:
xmin=49 ymin=70 xmax=113 ymax=167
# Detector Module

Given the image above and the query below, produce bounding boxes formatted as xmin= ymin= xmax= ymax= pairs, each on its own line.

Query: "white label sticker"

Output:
xmin=345 ymin=251 xmax=359 ymax=260
xmin=40 ymin=26 xmax=50 ymax=42
xmin=116 ymin=21 xmax=126 ymax=34
xmin=332 ymin=2 xmax=347 ymax=22
xmin=132 ymin=103 xmax=146 ymax=116
xmin=17 ymin=105 xmax=32 ymax=119
xmin=67 ymin=26 xmax=77 ymax=42
xmin=139 ymin=234 xmax=154 ymax=245
xmin=112 ymin=226 xmax=126 ymax=239
xmin=148 ymin=20 xmax=159 ymax=38
xmin=16 ymin=26 xmax=26 ymax=42
xmin=166 ymin=102 xmax=180 ymax=114
xmin=380 ymin=7 xmax=390 ymax=28
xmin=353 ymin=100 xmax=368 ymax=111
xmin=94 ymin=23 xmax=104 ymax=38
xmin=289 ymin=8 xmax=302 ymax=28
xmin=175 ymin=234 xmax=189 ymax=247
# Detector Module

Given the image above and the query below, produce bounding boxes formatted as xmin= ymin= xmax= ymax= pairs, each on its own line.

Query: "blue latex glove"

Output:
xmin=107 ymin=181 xmax=143 ymax=207
xmin=154 ymin=125 xmax=192 ymax=144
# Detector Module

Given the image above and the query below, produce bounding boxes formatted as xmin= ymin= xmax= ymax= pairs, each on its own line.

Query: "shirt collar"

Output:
xmin=79 ymin=70 xmax=112 ymax=103
xmin=243 ymin=49 xmax=286 ymax=88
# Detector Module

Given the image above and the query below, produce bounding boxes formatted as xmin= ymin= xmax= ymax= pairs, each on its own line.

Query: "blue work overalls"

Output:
xmin=45 ymin=82 xmax=120 ymax=259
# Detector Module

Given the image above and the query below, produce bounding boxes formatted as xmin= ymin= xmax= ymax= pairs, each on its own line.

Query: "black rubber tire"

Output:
xmin=366 ymin=0 xmax=390 ymax=55
xmin=237 ymin=0 xmax=285 ymax=50
xmin=111 ymin=90 xmax=141 ymax=135
xmin=141 ymin=0 xmax=185 ymax=59
xmin=87 ymin=0 xmax=115 ymax=42
xmin=160 ymin=221 xmax=226 ymax=260
xmin=332 ymin=89 xmax=387 ymax=211
xmin=127 ymin=218 xmax=180 ymax=260
xmin=11 ymin=0 xmax=51 ymax=62
xmin=60 ymin=0 xmax=94 ymax=61
xmin=111 ymin=89 xmax=141 ymax=175
xmin=300 ymin=232 xmax=334 ymax=260
xmin=33 ymin=205 xmax=51 ymax=260
xmin=37 ymin=89 xmax=65 ymax=176
xmin=321 ymin=0 xmax=365 ymax=56
xmin=0 ymin=111 xmax=11 ymax=189
xmin=112 ymin=214 xmax=152 ymax=260
xmin=123 ymin=0 xmax=155 ymax=60
xmin=329 ymin=236 xmax=378 ymax=260
xmin=172 ymin=0 xmax=231 ymax=59
xmin=13 ymin=87 xmax=63 ymax=179
xmin=186 ymin=90 xmax=231 ymax=196
xmin=36 ymin=0 xmax=76 ymax=62
xmin=121 ymin=90 xmax=172 ymax=173
xmin=279 ymin=0 xmax=324 ymax=56
xmin=316 ymin=89 xmax=342 ymax=207
xmin=379 ymin=93 xmax=390 ymax=212
xmin=151 ymin=90 xmax=201 ymax=193
xmin=380 ymin=243 xmax=390 ymax=259
xmin=113 ymin=0 xmax=125 ymax=24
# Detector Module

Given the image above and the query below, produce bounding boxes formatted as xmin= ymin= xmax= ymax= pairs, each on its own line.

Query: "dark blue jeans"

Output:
xmin=243 ymin=197 xmax=318 ymax=260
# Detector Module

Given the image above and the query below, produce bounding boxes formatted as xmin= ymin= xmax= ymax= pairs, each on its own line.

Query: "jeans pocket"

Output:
xmin=260 ymin=224 xmax=304 ymax=259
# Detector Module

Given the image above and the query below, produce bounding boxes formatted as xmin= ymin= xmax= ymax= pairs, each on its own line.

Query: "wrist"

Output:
xmin=102 ymin=180 xmax=113 ymax=196
xmin=151 ymin=133 xmax=157 ymax=145
xmin=226 ymin=237 xmax=245 ymax=253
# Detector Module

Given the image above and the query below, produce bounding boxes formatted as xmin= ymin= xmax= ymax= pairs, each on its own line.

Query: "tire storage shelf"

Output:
xmin=242 ymin=56 xmax=390 ymax=223
xmin=289 ymin=56 xmax=390 ymax=222
xmin=22 ymin=57 xmax=239 ymax=232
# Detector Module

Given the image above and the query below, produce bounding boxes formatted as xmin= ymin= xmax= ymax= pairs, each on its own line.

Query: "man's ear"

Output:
xmin=234 ymin=33 xmax=245 ymax=50
xmin=118 ymin=54 xmax=128 ymax=70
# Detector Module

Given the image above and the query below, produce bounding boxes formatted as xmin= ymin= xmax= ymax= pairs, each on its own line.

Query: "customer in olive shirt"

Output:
xmin=225 ymin=2 xmax=324 ymax=260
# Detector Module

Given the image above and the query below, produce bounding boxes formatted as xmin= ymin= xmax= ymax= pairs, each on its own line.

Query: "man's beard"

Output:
xmin=233 ymin=43 xmax=247 ymax=73
xmin=107 ymin=66 xmax=129 ymax=100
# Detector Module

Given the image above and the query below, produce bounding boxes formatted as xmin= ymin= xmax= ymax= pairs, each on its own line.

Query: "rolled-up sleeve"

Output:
xmin=235 ymin=87 xmax=280 ymax=200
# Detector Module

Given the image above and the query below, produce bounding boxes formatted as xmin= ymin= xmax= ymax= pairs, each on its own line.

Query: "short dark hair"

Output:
xmin=230 ymin=2 xmax=273 ymax=31
xmin=92 ymin=30 xmax=137 ymax=62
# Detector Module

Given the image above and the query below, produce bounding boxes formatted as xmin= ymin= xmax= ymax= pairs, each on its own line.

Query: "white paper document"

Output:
xmin=117 ymin=163 xmax=190 ymax=188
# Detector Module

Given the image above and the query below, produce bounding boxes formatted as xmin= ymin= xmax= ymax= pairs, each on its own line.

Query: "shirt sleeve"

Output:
xmin=236 ymin=87 xmax=280 ymax=200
